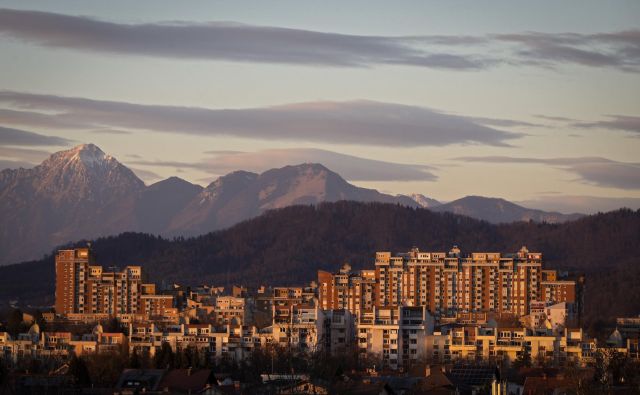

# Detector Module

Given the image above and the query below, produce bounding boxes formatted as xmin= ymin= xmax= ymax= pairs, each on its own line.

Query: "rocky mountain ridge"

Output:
xmin=0 ymin=144 xmax=416 ymax=264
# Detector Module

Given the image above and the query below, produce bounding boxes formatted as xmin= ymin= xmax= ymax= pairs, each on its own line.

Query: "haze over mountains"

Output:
xmin=0 ymin=144 xmax=593 ymax=265
xmin=430 ymin=196 xmax=584 ymax=224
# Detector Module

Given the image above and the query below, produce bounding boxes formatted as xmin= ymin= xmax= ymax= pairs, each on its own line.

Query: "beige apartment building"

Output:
xmin=356 ymin=306 xmax=434 ymax=370
xmin=320 ymin=246 xmax=579 ymax=320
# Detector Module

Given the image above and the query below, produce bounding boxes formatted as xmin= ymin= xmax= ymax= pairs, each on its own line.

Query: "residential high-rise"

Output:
xmin=319 ymin=246 xmax=578 ymax=320
xmin=55 ymin=248 xmax=172 ymax=319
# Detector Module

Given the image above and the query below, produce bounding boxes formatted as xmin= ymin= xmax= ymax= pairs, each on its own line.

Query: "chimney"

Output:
xmin=187 ymin=367 xmax=192 ymax=376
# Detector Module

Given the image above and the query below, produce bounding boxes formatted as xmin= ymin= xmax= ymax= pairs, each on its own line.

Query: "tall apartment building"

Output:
xmin=272 ymin=303 xmax=324 ymax=351
xmin=357 ymin=306 xmax=433 ymax=369
xmin=319 ymin=246 xmax=578 ymax=320
xmin=55 ymin=248 xmax=172 ymax=319
xmin=318 ymin=264 xmax=375 ymax=318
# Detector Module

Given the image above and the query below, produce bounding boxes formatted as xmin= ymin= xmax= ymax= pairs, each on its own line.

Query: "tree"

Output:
xmin=154 ymin=342 xmax=174 ymax=369
xmin=183 ymin=347 xmax=197 ymax=369
xmin=0 ymin=358 xmax=7 ymax=387
xmin=594 ymin=348 xmax=627 ymax=388
xmin=84 ymin=352 xmax=127 ymax=388
xmin=7 ymin=308 xmax=25 ymax=337
xmin=103 ymin=317 xmax=121 ymax=333
xmin=513 ymin=344 xmax=532 ymax=370
xmin=68 ymin=354 xmax=91 ymax=387
xmin=33 ymin=310 xmax=47 ymax=333
xmin=129 ymin=349 xmax=141 ymax=369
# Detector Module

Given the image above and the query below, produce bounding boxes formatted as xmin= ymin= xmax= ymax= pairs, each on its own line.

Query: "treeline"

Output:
xmin=0 ymin=202 xmax=638 ymax=326
xmin=1 ymin=343 xmax=639 ymax=393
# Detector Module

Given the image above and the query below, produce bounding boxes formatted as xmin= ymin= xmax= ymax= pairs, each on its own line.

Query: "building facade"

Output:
xmin=319 ymin=246 xmax=579 ymax=321
xmin=55 ymin=248 xmax=173 ymax=320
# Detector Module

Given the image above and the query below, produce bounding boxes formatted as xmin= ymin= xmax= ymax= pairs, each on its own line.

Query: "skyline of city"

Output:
xmin=0 ymin=3 xmax=639 ymax=392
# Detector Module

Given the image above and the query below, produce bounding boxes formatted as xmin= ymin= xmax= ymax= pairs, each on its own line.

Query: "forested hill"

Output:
xmin=0 ymin=201 xmax=638 ymax=325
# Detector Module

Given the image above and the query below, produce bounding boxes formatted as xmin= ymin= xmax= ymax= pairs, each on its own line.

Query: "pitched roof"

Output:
xmin=159 ymin=369 xmax=212 ymax=393
xmin=523 ymin=376 xmax=570 ymax=394
xmin=116 ymin=369 xmax=166 ymax=391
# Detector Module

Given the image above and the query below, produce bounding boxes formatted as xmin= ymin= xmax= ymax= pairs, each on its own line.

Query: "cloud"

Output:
xmin=495 ymin=30 xmax=640 ymax=72
xmin=0 ymin=109 xmax=86 ymax=130
xmin=1 ymin=9 xmax=638 ymax=72
xmin=0 ymin=145 xmax=52 ymax=170
xmin=0 ymin=91 xmax=520 ymax=147
xmin=533 ymin=114 xmax=579 ymax=123
xmin=517 ymin=195 xmax=640 ymax=215
xmin=89 ymin=129 xmax=133 ymax=135
xmin=0 ymin=159 xmax=36 ymax=170
xmin=0 ymin=146 xmax=52 ymax=163
xmin=470 ymin=117 xmax=543 ymax=128
xmin=129 ymin=167 xmax=163 ymax=183
xmin=0 ymin=8 xmax=489 ymax=70
xmin=130 ymin=148 xmax=438 ymax=182
xmin=455 ymin=156 xmax=640 ymax=190
xmin=573 ymin=115 xmax=640 ymax=135
xmin=0 ymin=125 xmax=72 ymax=146
xmin=203 ymin=150 xmax=246 ymax=156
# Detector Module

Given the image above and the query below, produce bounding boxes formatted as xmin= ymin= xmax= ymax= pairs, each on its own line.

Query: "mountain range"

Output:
xmin=0 ymin=202 xmax=637 ymax=327
xmin=429 ymin=196 xmax=584 ymax=224
xmin=0 ymin=143 xmax=585 ymax=265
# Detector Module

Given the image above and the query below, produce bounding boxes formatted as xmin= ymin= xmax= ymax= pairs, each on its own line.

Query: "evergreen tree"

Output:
xmin=104 ymin=317 xmax=121 ymax=333
xmin=513 ymin=344 xmax=532 ymax=369
xmin=174 ymin=347 xmax=184 ymax=368
xmin=68 ymin=354 xmax=91 ymax=387
xmin=129 ymin=349 xmax=141 ymax=369
xmin=7 ymin=308 xmax=25 ymax=337
xmin=34 ymin=310 xmax=47 ymax=333
xmin=154 ymin=342 xmax=174 ymax=369
xmin=0 ymin=358 xmax=7 ymax=387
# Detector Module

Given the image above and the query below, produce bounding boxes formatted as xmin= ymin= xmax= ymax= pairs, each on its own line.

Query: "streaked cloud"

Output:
xmin=0 ymin=146 xmax=52 ymax=164
xmin=494 ymin=30 xmax=640 ymax=72
xmin=0 ymin=91 xmax=520 ymax=147
xmin=0 ymin=125 xmax=72 ymax=146
xmin=534 ymin=114 xmax=580 ymax=123
xmin=0 ymin=8 xmax=490 ymax=70
xmin=517 ymin=195 xmax=640 ymax=214
xmin=89 ymin=129 xmax=133 ymax=135
xmin=456 ymin=156 xmax=640 ymax=190
xmin=0 ymin=109 xmax=86 ymax=130
xmin=0 ymin=159 xmax=35 ymax=170
xmin=470 ymin=117 xmax=543 ymax=128
xmin=0 ymin=145 xmax=53 ymax=170
xmin=573 ymin=115 xmax=640 ymax=135
xmin=0 ymin=9 xmax=638 ymax=72
xmin=129 ymin=167 xmax=163 ymax=183
xmin=129 ymin=148 xmax=438 ymax=182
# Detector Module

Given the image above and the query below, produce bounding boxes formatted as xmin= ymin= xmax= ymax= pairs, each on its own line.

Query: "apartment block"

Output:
xmin=272 ymin=303 xmax=324 ymax=351
xmin=425 ymin=324 xmax=596 ymax=366
xmin=319 ymin=246 xmax=580 ymax=321
xmin=322 ymin=309 xmax=354 ymax=355
xmin=54 ymin=248 xmax=174 ymax=321
xmin=356 ymin=306 xmax=433 ymax=370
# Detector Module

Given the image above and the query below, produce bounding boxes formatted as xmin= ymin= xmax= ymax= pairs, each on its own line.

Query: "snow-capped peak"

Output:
xmin=408 ymin=193 xmax=441 ymax=208
xmin=66 ymin=143 xmax=113 ymax=167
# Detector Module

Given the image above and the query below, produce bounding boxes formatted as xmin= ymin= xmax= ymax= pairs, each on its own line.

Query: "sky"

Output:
xmin=0 ymin=1 xmax=639 ymax=213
